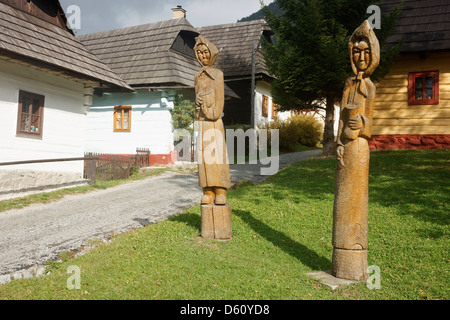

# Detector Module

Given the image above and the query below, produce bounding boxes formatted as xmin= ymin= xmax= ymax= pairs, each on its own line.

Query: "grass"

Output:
xmin=0 ymin=149 xmax=448 ymax=300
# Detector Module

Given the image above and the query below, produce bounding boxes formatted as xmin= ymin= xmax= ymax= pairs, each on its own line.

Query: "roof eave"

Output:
xmin=0 ymin=49 xmax=133 ymax=92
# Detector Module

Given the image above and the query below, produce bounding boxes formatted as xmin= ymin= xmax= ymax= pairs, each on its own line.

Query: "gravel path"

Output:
xmin=0 ymin=149 xmax=322 ymax=280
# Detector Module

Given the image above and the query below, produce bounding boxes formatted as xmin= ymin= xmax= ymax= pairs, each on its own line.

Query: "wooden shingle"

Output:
xmin=197 ymin=20 xmax=274 ymax=79
xmin=79 ymin=18 xmax=200 ymax=87
xmin=381 ymin=0 xmax=450 ymax=52
xmin=0 ymin=2 xmax=131 ymax=90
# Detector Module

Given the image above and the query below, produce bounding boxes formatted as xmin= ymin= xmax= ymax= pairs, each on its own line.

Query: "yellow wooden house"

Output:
xmin=370 ymin=0 xmax=450 ymax=150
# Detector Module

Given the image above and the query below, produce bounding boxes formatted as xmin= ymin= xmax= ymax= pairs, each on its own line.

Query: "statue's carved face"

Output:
xmin=353 ymin=40 xmax=371 ymax=71
xmin=196 ymin=44 xmax=211 ymax=67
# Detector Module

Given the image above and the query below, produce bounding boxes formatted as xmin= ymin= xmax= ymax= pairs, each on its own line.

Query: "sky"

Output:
xmin=59 ymin=0 xmax=273 ymax=35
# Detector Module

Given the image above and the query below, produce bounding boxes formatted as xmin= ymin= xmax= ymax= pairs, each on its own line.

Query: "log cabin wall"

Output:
xmin=370 ymin=51 xmax=450 ymax=150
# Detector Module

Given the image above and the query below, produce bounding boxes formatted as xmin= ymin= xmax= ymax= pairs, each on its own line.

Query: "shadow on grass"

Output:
xmin=233 ymin=209 xmax=330 ymax=271
xmin=172 ymin=208 xmax=330 ymax=271
xmin=170 ymin=210 xmax=201 ymax=231
xmin=264 ymin=150 xmax=450 ymax=227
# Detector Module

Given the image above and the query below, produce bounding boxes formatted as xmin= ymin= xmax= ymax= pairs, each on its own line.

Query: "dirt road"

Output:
xmin=0 ymin=149 xmax=322 ymax=280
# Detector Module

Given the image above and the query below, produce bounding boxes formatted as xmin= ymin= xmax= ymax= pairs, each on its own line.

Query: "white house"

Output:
xmin=84 ymin=90 xmax=181 ymax=163
xmin=79 ymin=8 xmax=239 ymax=164
xmin=0 ymin=0 xmax=131 ymax=196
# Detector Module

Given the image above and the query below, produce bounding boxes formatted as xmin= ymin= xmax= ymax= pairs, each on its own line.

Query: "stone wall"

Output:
xmin=0 ymin=169 xmax=87 ymax=200
xmin=369 ymin=134 xmax=450 ymax=151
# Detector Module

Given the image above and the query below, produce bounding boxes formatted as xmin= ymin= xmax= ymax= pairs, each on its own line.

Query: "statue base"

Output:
xmin=201 ymin=204 xmax=232 ymax=240
xmin=332 ymin=248 xmax=368 ymax=281
xmin=305 ymin=270 xmax=360 ymax=290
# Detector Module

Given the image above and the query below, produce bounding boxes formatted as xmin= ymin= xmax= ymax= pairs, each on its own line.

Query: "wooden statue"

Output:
xmin=332 ymin=21 xmax=380 ymax=281
xmin=194 ymin=35 xmax=232 ymax=240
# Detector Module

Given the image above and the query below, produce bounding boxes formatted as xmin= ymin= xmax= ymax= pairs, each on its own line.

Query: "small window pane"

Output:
xmin=426 ymin=77 xmax=433 ymax=88
xmin=415 ymin=90 xmax=423 ymax=100
xmin=21 ymin=113 xmax=30 ymax=131
xmin=426 ymin=88 xmax=433 ymax=100
xmin=31 ymin=115 xmax=40 ymax=133
xmin=415 ymin=77 xmax=423 ymax=89
xmin=21 ymin=97 xmax=30 ymax=114
xmin=31 ymin=99 xmax=41 ymax=133
xmin=32 ymin=99 xmax=40 ymax=115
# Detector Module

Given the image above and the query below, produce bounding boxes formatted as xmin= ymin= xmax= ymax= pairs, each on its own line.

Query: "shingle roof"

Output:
xmin=197 ymin=20 xmax=274 ymax=79
xmin=0 ymin=2 xmax=131 ymax=90
xmin=78 ymin=18 xmax=200 ymax=88
xmin=381 ymin=0 xmax=450 ymax=52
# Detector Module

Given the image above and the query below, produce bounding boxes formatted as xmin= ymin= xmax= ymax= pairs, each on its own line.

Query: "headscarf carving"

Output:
xmin=348 ymin=20 xmax=380 ymax=97
xmin=194 ymin=35 xmax=219 ymax=68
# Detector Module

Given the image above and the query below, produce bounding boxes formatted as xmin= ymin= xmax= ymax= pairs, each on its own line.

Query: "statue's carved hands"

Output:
xmin=348 ymin=116 xmax=363 ymax=130
xmin=337 ymin=145 xmax=346 ymax=168
xmin=196 ymin=95 xmax=204 ymax=109
xmin=195 ymin=96 xmax=203 ymax=120
xmin=336 ymin=146 xmax=345 ymax=161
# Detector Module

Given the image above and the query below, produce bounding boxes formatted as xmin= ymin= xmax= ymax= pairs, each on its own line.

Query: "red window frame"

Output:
xmin=408 ymin=71 xmax=439 ymax=105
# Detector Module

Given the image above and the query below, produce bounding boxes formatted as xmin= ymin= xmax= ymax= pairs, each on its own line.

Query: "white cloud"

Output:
xmin=181 ymin=0 xmax=266 ymax=27
xmin=59 ymin=0 xmax=270 ymax=34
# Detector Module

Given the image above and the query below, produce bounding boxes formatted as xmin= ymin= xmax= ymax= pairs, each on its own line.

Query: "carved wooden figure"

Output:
xmin=332 ymin=21 xmax=380 ymax=281
xmin=194 ymin=35 xmax=232 ymax=240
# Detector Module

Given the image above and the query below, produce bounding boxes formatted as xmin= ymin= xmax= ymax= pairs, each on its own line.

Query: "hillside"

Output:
xmin=238 ymin=1 xmax=281 ymax=22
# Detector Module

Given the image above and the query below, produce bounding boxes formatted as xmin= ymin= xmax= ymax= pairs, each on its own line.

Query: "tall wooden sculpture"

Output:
xmin=194 ymin=35 xmax=232 ymax=240
xmin=332 ymin=21 xmax=380 ymax=281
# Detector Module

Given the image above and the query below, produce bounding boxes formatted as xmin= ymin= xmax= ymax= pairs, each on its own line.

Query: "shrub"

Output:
xmin=289 ymin=116 xmax=323 ymax=147
xmin=259 ymin=115 xmax=323 ymax=151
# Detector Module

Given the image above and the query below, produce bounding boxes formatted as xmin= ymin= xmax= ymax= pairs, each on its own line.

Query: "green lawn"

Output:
xmin=0 ymin=150 xmax=448 ymax=300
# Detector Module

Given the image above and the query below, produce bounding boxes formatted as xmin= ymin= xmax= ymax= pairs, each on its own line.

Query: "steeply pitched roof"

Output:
xmin=0 ymin=1 xmax=131 ymax=91
xmin=381 ymin=0 xmax=450 ymax=52
xmin=79 ymin=18 xmax=200 ymax=88
xmin=197 ymin=20 xmax=274 ymax=79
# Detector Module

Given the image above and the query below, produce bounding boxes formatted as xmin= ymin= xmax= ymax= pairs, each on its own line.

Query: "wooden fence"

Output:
xmin=84 ymin=148 xmax=151 ymax=183
xmin=136 ymin=148 xmax=151 ymax=168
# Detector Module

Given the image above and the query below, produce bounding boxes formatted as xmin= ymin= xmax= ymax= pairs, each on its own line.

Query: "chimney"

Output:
xmin=172 ymin=5 xmax=186 ymax=19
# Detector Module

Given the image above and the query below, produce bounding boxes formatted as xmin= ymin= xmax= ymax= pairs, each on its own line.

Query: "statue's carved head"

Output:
xmin=349 ymin=20 xmax=380 ymax=77
xmin=195 ymin=35 xmax=219 ymax=68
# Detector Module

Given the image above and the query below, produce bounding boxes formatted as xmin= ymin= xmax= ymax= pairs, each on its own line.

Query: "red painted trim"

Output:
xmin=111 ymin=152 xmax=177 ymax=166
xmin=369 ymin=134 xmax=450 ymax=151
xmin=408 ymin=71 xmax=439 ymax=105
xmin=149 ymin=153 xmax=176 ymax=166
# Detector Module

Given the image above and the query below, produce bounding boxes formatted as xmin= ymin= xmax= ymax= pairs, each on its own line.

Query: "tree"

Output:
xmin=170 ymin=94 xmax=195 ymax=134
xmin=262 ymin=0 xmax=403 ymax=156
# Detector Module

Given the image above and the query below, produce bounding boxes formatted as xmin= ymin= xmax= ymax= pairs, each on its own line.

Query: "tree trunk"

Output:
xmin=322 ymin=94 xmax=336 ymax=156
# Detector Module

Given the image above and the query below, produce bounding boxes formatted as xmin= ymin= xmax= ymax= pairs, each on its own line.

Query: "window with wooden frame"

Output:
xmin=408 ymin=71 xmax=439 ymax=105
xmin=16 ymin=90 xmax=45 ymax=138
xmin=114 ymin=106 xmax=132 ymax=132
xmin=272 ymin=103 xmax=278 ymax=120
xmin=262 ymin=95 xmax=269 ymax=118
